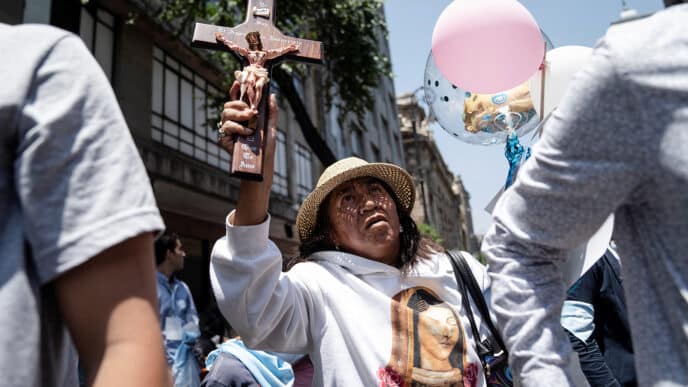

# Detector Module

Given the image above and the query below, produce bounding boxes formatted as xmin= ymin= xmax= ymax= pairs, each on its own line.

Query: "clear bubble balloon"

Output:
xmin=424 ymin=33 xmax=554 ymax=145
xmin=424 ymin=53 xmax=537 ymax=145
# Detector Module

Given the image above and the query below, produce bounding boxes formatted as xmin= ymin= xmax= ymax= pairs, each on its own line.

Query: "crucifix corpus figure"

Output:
xmin=216 ymin=31 xmax=299 ymax=112
xmin=191 ymin=0 xmax=323 ymax=181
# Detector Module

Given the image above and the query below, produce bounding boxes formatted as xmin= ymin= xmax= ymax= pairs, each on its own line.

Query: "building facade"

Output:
xmin=3 ymin=0 xmax=404 ymax=328
xmin=324 ymin=7 xmax=404 ymax=165
xmin=397 ymin=92 xmax=476 ymax=252
xmin=452 ymin=175 xmax=479 ymax=253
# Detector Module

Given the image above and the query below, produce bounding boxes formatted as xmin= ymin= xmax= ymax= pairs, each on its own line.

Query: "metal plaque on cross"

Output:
xmin=192 ymin=0 xmax=323 ymax=181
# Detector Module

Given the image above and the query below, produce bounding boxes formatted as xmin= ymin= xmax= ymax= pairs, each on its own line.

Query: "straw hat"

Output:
xmin=296 ymin=157 xmax=415 ymax=241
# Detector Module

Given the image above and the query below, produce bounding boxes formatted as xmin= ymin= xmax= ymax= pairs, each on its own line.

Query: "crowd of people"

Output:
xmin=1 ymin=1 xmax=687 ymax=386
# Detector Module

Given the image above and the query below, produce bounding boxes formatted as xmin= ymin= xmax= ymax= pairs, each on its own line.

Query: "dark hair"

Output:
xmin=245 ymin=31 xmax=263 ymax=51
xmin=664 ymin=0 xmax=687 ymax=6
xmin=289 ymin=180 xmax=443 ymax=271
xmin=155 ymin=232 xmax=179 ymax=266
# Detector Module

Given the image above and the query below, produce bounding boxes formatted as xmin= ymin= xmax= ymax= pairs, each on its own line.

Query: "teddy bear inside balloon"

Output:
xmin=462 ymin=83 xmax=535 ymax=134
xmin=423 ymin=53 xmax=542 ymax=147
xmin=425 ymin=0 xmax=594 ymax=189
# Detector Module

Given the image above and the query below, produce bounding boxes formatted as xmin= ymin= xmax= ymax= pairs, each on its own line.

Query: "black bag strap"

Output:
xmin=446 ymin=250 xmax=507 ymax=355
xmin=447 ymin=250 xmax=487 ymax=358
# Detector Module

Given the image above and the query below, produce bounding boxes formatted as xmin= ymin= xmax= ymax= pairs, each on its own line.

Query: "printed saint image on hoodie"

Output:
xmin=378 ymin=287 xmax=478 ymax=387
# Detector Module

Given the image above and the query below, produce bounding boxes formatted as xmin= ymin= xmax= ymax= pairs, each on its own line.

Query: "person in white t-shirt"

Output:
xmin=210 ymin=81 xmax=492 ymax=386
xmin=0 ymin=23 xmax=169 ymax=386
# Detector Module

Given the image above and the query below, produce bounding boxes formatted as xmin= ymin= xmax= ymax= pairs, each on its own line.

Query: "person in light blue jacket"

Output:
xmin=155 ymin=232 xmax=201 ymax=387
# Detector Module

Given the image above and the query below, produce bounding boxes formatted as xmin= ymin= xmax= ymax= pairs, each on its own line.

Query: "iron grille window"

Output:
xmin=295 ymin=143 xmax=313 ymax=202
xmin=79 ymin=6 xmax=114 ymax=81
xmin=151 ymin=46 xmax=229 ymax=169
xmin=273 ymin=129 xmax=288 ymax=196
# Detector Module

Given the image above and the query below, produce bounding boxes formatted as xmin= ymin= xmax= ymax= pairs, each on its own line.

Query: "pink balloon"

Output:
xmin=432 ymin=0 xmax=544 ymax=94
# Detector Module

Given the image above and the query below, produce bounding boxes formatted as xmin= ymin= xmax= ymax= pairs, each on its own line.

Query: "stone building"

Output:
xmin=452 ymin=175 xmax=478 ymax=253
xmin=3 ymin=0 xmax=404 ymax=321
xmin=397 ymin=92 xmax=476 ymax=252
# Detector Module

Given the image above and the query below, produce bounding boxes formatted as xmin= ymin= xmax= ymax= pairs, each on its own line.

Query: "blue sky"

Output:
xmin=384 ymin=0 xmax=665 ymax=235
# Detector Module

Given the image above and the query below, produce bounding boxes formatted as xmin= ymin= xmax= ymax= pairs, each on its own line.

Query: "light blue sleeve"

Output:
xmin=181 ymin=281 xmax=200 ymax=326
xmin=560 ymin=301 xmax=595 ymax=342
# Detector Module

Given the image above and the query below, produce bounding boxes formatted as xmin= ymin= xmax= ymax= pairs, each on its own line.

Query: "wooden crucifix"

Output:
xmin=192 ymin=0 xmax=323 ymax=181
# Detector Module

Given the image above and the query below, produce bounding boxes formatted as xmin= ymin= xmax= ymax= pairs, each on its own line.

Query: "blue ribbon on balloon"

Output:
xmin=504 ymin=133 xmax=531 ymax=189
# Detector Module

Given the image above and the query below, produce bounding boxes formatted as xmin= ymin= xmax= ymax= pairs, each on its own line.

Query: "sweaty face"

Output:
xmin=325 ymin=178 xmax=401 ymax=266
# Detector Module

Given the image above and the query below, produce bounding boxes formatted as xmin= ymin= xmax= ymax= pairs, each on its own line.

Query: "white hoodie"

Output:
xmin=211 ymin=213 xmax=491 ymax=386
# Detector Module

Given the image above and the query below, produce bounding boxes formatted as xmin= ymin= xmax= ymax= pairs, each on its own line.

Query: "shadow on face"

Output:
xmin=325 ymin=177 xmax=401 ymax=266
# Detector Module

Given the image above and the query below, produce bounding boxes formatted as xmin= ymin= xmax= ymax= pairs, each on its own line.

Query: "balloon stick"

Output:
xmin=538 ymin=42 xmax=547 ymax=137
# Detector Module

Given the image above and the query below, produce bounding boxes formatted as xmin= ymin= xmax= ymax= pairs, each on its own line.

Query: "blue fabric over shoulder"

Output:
xmin=205 ymin=339 xmax=295 ymax=387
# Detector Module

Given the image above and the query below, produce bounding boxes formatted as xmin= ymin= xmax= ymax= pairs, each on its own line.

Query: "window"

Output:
xmin=371 ymin=144 xmax=380 ymax=162
xmin=295 ymin=143 xmax=313 ymax=202
xmin=381 ymin=115 xmax=389 ymax=134
xmin=293 ymin=73 xmax=305 ymax=101
xmin=327 ymin=102 xmax=343 ymax=158
xmin=273 ymin=130 xmax=288 ymax=196
xmin=79 ymin=6 xmax=115 ymax=81
xmin=270 ymin=79 xmax=281 ymax=98
xmin=351 ymin=126 xmax=365 ymax=158
xmin=380 ymin=115 xmax=390 ymax=160
xmin=151 ymin=46 xmax=229 ymax=169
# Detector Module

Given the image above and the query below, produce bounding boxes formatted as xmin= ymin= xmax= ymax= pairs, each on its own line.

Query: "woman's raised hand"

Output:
xmin=218 ymin=80 xmax=278 ymax=226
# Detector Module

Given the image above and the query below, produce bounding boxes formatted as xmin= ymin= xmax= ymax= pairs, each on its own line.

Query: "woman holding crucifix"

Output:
xmin=216 ymin=31 xmax=299 ymax=112
xmin=210 ymin=82 xmax=496 ymax=386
